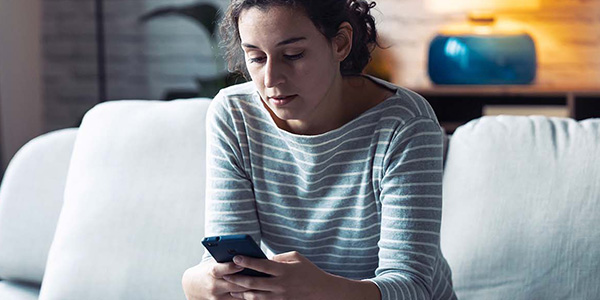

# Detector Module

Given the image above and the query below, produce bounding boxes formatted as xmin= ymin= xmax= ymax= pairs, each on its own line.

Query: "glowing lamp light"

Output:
xmin=425 ymin=0 xmax=540 ymax=14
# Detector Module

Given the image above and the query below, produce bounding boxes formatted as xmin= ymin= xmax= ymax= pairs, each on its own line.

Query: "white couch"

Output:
xmin=0 ymin=98 xmax=598 ymax=299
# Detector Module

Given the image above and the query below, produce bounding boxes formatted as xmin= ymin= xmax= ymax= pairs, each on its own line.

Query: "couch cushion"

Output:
xmin=0 ymin=128 xmax=78 ymax=284
xmin=39 ymin=99 xmax=210 ymax=300
xmin=441 ymin=116 xmax=600 ymax=299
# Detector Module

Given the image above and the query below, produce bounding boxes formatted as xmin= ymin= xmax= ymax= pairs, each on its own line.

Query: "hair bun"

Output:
xmin=348 ymin=0 xmax=376 ymax=18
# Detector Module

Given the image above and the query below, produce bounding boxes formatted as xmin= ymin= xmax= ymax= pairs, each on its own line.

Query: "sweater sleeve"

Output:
xmin=366 ymin=117 xmax=445 ymax=299
xmin=201 ymin=92 xmax=261 ymax=261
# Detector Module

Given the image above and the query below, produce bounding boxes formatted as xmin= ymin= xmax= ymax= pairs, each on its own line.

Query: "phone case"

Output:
xmin=202 ymin=234 xmax=270 ymax=277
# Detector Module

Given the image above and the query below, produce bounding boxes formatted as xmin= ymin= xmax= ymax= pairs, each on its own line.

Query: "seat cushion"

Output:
xmin=440 ymin=116 xmax=600 ymax=299
xmin=0 ymin=128 xmax=78 ymax=284
xmin=39 ymin=99 xmax=210 ymax=300
xmin=0 ymin=281 xmax=40 ymax=300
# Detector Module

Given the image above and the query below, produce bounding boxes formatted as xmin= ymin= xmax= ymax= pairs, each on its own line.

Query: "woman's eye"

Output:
xmin=284 ymin=52 xmax=304 ymax=61
xmin=248 ymin=57 xmax=266 ymax=63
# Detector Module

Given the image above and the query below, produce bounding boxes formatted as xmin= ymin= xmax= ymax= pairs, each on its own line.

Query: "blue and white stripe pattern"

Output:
xmin=203 ymin=78 xmax=456 ymax=299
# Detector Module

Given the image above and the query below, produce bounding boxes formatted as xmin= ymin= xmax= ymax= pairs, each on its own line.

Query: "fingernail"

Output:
xmin=223 ymin=275 xmax=231 ymax=281
xmin=230 ymin=292 xmax=242 ymax=298
xmin=234 ymin=264 xmax=244 ymax=269
xmin=233 ymin=256 xmax=243 ymax=264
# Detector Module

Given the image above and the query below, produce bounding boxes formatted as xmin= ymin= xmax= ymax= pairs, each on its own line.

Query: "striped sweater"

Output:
xmin=202 ymin=77 xmax=456 ymax=300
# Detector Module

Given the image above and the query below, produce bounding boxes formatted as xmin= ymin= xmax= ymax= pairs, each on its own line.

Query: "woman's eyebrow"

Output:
xmin=242 ymin=37 xmax=306 ymax=49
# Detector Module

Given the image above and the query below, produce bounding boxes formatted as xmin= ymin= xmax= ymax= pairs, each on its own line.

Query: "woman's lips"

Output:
xmin=269 ymin=95 xmax=296 ymax=106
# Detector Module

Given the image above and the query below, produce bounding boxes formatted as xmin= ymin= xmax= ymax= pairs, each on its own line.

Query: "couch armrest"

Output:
xmin=0 ymin=128 xmax=78 ymax=284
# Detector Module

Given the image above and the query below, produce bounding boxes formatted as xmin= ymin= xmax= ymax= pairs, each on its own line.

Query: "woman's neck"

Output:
xmin=270 ymin=75 xmax=394 ymax=136
xmin=279 ymin=73 xmax=346 ymax=135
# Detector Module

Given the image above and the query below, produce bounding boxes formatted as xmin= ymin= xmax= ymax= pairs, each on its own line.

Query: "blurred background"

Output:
xmin=1 ymin=0 xmax=599 ymax=177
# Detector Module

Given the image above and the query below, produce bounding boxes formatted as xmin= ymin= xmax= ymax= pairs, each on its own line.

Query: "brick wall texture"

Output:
xmin=43 ymin=0 xmax=224 ymax=131
xmin=42 ymin=0 xmax=600 ymax=132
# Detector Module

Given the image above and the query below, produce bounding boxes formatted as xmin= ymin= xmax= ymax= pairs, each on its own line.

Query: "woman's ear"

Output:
xmin=332 ymin=22 xmax=353 ymax=62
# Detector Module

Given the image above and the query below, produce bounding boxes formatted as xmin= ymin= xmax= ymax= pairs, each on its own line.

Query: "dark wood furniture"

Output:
xmin=410 ymin=84 xmax=600 ymax=133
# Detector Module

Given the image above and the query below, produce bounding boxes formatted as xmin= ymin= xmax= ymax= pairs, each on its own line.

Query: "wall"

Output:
xmin=43 ymin=0 xmax=224 ymax=132
xmin=41 ymin=0 xmax=600 ymax=132
xmin=0 ymin=0 xmax=45 ymax=172
xmin=375 ymin=0 xmax=600 ymax=87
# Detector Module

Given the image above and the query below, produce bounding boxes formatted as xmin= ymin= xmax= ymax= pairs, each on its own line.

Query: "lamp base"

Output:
xmin=428 ymin=33 xmax=537 ymax=85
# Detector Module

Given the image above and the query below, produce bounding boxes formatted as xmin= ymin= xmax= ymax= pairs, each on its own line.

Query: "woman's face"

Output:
xmin=238 ymin=5 xmax=343 ymax=125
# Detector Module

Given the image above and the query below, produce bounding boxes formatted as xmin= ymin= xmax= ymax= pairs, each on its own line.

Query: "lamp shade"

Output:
xmin=428 ymin=34 xmax=537 ymax=84
xmin=425 ymin=0 xmax=540 ymax=13
xmin=425 ymin=0 xmax=540 ymax=85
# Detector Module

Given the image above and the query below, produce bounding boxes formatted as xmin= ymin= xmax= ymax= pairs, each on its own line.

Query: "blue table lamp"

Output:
xmin=425 ymin=0 xmax=540 ymax=85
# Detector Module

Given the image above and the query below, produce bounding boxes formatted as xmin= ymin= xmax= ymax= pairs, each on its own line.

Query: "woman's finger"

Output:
xmin=213 ymin=278 xmax=250 ymax=293
xmin=232 ymin=255 xmax=283 ymax=276
xmin=210 ymin=261 xmax=245 ymax=278
xmin=230 ymin=290 xmax=273 ymax=299
xmin=223 ymin=274 xmax=278 ymax=292
xmin=271 ymin=251 xmax=305 ymax=263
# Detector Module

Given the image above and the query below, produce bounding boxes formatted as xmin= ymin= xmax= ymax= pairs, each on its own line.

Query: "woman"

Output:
xmin=182 ymin=0 xmax=456 ymax=299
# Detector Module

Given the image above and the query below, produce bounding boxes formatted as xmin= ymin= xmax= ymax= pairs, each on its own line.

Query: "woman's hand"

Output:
xmin=223 ymin=251 xmax=380 ymax=300
xmin=182 ymin=259 xmax=251 ymax=300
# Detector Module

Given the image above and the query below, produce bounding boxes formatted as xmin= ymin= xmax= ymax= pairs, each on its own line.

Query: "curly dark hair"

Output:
xmin=219 ymin=0 xmax=379 ymax=77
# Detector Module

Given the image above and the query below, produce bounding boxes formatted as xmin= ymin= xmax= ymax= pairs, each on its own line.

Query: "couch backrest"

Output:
xmin=440 ymin=116 xmax=600 ymax=300
xmin=0 ymin=128 xmax=78 ymax=284
xmin=39 ymin=99 xmax=211 ymax=300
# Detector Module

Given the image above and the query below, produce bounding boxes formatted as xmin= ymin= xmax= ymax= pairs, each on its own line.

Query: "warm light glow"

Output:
xmin=425 ymin=0 xmax=540 ymax=13
xmin=438 ymin=19 xmax=529 ymax=35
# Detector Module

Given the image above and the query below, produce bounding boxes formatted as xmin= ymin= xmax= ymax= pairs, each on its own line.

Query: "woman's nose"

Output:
xmin=264 ymin=58 xmax=285 ymax=88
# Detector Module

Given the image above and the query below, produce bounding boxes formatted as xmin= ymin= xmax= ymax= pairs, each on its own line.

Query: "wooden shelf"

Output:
xmin=412 ymin=84 xmax=600 ymax=96
xmin=407 ymin=84 xmax=600 ymax=133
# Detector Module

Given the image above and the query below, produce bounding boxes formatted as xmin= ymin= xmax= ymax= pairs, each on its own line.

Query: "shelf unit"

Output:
xmin=410 ymin=84 xmax=600 ymax=133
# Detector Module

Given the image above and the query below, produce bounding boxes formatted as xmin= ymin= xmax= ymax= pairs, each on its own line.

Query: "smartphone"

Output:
xmin=202 ymin=234 xmax=271 ymax=277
